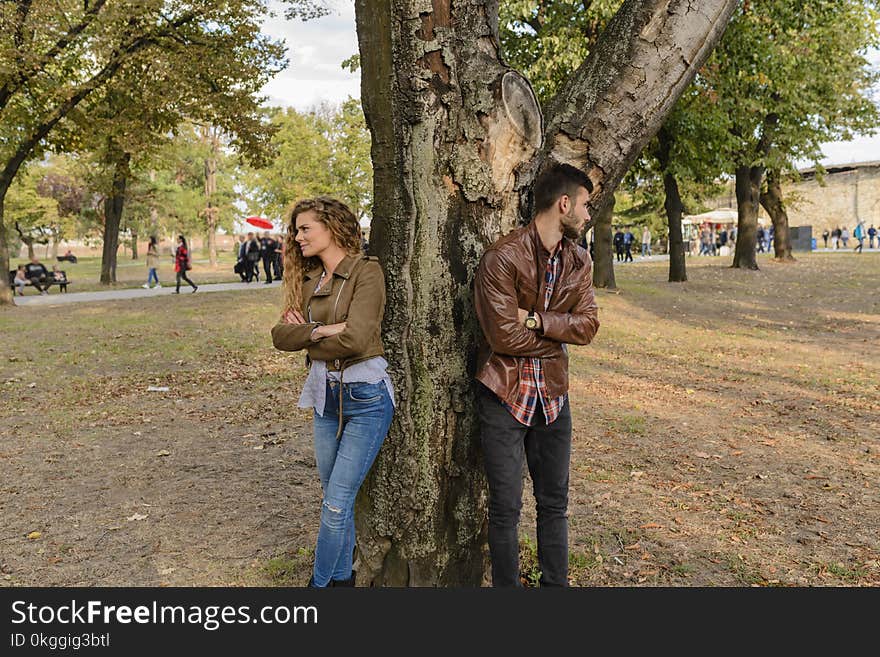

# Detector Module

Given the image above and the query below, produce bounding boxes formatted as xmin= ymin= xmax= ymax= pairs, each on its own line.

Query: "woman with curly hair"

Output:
xmin=271 ymin=197 xmax=394 ymax=588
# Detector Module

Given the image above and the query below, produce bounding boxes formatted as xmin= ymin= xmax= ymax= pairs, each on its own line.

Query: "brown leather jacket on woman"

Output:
xmin=271 ymin=254 xmax=386 ymax=371
xmin=474 ymin=221 xmax=600 ymax=405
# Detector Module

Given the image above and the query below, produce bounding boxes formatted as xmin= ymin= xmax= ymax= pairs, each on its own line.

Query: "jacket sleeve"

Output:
xmin=271 ymin=321 xmax=321 ymax=352
xmin=306 ymin=261 xmax=386 ymax=361
xmin=537 ymin=256 xmax=600 ymax=345
xmin=474 ymin=249 xmax=563 ymax=358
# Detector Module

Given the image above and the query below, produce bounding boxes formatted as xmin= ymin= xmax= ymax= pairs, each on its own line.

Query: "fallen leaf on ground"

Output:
xmin=27 ymin=531 xmax=41 ymax=540
xmin=155 ymin=450 xmax=171 ymax=457
xmin=126 ymin=513 xmax=148 ymax=522
xmin=640 ymin=522 xmax=662 ymax=529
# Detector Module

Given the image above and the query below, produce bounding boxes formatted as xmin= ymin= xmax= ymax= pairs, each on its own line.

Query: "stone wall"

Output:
xmin=708 ymin=161 xmax=880 ymax=237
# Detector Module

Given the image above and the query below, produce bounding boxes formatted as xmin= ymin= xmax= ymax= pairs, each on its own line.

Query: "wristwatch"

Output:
xmin=524 ymin=312 xmax=539 ymax=330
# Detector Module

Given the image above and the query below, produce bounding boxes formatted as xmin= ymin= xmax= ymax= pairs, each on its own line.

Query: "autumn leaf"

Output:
xmin=27 ymin=531 xmax=41 ymax=540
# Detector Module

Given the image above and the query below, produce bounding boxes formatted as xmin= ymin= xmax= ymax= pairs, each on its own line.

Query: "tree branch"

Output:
xmin=0 ymin=0 xmax=109 ymax=112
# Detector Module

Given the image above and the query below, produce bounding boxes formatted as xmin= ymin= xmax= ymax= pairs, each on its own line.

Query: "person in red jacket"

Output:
xmin=173 ymin=235 xmax=198 ymax=294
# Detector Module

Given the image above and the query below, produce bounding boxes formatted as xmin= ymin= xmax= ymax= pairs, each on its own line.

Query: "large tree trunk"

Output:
xmin=655 ymin=126 xmax=686 ymax=282
xmin=665 ymin=171 xmax=687 ymax=282
xmin=203 ymin=127 xmax=219 ymax=267
xmin=0 ymin=191 xmax=10 ymax=305
xmin=100 ymin=150 xmax=131 ymax=285
xmin=592 ymin=199 xmax=617 ymax=289
xmin=760 ymin=169 xmax=794 ymax=261
xmin=354 ymin=0 xmax=737 ymax=586
xmin=732 ymin=165 xmax=762 ymax=270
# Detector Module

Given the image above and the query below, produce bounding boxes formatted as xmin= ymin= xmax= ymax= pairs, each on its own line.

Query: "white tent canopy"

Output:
xmin=683 ymin=208 xmax=737 ymax=224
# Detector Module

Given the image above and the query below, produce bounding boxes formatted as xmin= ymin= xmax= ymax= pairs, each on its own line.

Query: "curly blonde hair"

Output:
xmin=281 ymin=197 xmax=363 ymax=312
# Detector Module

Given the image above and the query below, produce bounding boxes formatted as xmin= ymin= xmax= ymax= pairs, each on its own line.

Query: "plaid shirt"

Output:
xmin=503 ymin=245 xmax=567 ymax=426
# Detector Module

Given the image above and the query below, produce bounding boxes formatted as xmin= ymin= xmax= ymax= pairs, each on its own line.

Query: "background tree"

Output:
xmin=353 ymin=0 xmax=739 ymax=585
xmin=0 ymin=0 xmax=286 ymax=301
xmin=703 ymin=0 xmax=880 ymax=269
xmin=244 ymin=100 xmax=373 ymax=222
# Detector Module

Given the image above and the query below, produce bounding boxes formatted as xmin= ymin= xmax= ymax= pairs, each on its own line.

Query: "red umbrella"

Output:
xmin=246 ymin=216 xmax=274 ymax=230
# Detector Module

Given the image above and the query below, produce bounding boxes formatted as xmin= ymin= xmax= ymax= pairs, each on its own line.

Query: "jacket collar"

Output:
xmin=304 ymin=253 xmax=361 ymax=280
xmin=527 ymin=221 xmax=582 ymax=269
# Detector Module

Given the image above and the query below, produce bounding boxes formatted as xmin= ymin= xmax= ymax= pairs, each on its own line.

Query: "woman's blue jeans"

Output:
xmin=312 ymin=380 xmax=393 ymax=586
xmin=147 ymin=268 xmax=158 ymax=285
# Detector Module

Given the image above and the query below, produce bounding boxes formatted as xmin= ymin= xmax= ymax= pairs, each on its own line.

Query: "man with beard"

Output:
xmin=473 ymin=162 xmax=600 ymax=587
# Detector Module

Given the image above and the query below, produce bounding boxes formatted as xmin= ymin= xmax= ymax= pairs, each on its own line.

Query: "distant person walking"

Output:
xmin=853 ymin=222 xmax=865 ymax=253
xmin=143 ymin=236 xmax=161 ymax=289
xmin=841 ymin=227 xmax=849 ymax=248
xmin=868 ymin=224 xmax=877 ymax=249
xmin=260 ymin=231 xmax=277 ymax=284
xmin=756 ymin=226 xmax=765 ymax=253
xmin=641 ymin=226 xmax=652 ymax=257
xmin=821 ymin=228 xmax=829 ymax=249
xmin=173 ymin=235 xmax=198 ymax=294
xmin=244 ymin=232 xmax=261 ymax=282
xmin=623 ymin=229 xmax=634 ymax=262
xmin=613 ymin=228 xmax=625 ymax=262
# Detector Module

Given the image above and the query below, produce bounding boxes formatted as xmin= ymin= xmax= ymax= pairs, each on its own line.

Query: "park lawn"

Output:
xmin=11 ymin=251 xmax=247 ymax=295
xmin=0 ymin=252 xmax=877 ymax=586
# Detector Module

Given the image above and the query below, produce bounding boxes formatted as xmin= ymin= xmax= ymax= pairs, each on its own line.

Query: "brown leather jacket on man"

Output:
xmin=271 ymin=254 xmax=386 ymax=371
xmin=474 ymin=221 xmax=600 ymax=405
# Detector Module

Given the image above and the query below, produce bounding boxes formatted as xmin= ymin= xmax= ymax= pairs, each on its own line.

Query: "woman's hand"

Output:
xmin=283 ymin=309 xmax=305 ymax=324
xmin=310 ymin=322 xmax=347 ymax=341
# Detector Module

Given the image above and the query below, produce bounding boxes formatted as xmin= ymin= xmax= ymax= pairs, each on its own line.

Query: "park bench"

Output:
xmin=8 ymin=269 xmax=71 ymax=293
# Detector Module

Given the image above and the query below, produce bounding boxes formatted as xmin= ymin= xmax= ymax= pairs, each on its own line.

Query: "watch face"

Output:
xmin=525 ymin=316 xmax=537 ymax=329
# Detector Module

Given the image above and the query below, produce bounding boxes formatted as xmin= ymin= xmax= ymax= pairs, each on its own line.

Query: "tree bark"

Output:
xmin=353 ymin=0 xmax=737 ymax=586
xmin=664 ymin=170 xmax=687 ymax=282
xmin=537 ymin=0 xmax=739 ymax=217
xmin=100 ymin=150 xmax=131 ymax=285
xmin=203 ymin=127 xmax=220 ymax=267
xmin=732 ymin=165 xmax=762 ymax=270
xmin=760 ymin=169 xmax=794 ymax=261
xmin=131 ymin=232 xmax=139 ymax=260
xmin=655 ymin=126 xmax=686 ymax=282
xmin=592 ymin=198 xmax=617 ymax=289
xmin=0 ymin=191 xmax=10 ymax=305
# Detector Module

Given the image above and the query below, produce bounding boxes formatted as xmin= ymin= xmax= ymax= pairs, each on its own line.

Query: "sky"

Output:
xmin=260 ymin=2 xmax=880 ymax=168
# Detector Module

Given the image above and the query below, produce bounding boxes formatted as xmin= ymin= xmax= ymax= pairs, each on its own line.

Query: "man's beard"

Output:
xmin=562 ymin=208 xmax=582 ymax=240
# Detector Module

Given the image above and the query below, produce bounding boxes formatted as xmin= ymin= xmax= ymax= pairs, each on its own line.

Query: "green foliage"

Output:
xmin=244 ymin=99 xmax=373 ymax=222
xmin=499 ymin=0 xmax=621 ymax=104
xmin=6 ymin=169 xmax=61 ymax=244
xmin=703 ymin=0 xmax=880 ymax=170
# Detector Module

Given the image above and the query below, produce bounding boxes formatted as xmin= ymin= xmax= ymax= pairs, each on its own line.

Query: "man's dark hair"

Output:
xmin=533 ymin=163 xmax=593 ymax=214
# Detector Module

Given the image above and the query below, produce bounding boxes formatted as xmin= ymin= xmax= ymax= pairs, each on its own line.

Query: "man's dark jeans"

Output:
xmin=477 ymin=383 xmax=572 ymax=587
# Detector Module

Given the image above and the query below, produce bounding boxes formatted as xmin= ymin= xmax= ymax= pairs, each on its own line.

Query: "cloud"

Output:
xmin=261 ymin=1 xmax=360 ymax=110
